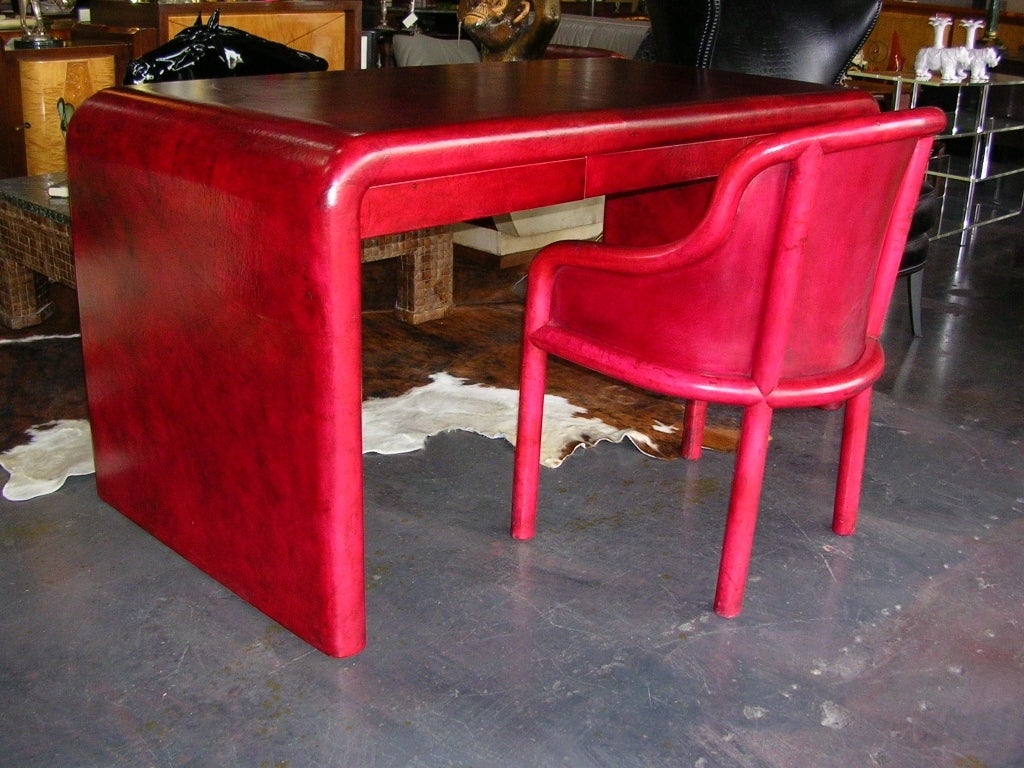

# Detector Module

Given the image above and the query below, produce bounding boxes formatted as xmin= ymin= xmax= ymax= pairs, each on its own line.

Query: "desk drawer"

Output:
xmin=586 ymin=135 xmax=757 ymax=196
xmin=360 ymin=158 xmax=586 ymax=237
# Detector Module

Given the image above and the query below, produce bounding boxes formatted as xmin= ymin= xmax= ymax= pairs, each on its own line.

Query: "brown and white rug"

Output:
xmin=1 ymin=295 xmax=737 ymax=501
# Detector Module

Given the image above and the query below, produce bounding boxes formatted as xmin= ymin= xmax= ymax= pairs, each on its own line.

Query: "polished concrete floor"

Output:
xmin=1 ymin=217 xmax=1022 ymax=767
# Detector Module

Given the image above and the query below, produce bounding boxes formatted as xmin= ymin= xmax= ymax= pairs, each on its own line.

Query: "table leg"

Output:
xmin=0 ymin=256 xmax=53 ymax=329
xmin=394 ymin=225 xmax=454 ymax=324
xmin=362 ymin=225 xmax=454 ymax=324
xmin=71 ymin=167 xmax=370 ymax=657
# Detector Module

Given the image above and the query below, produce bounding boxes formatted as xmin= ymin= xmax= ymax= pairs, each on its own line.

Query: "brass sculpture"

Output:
xmin=457 ymin=0 xmax=561 ymax=62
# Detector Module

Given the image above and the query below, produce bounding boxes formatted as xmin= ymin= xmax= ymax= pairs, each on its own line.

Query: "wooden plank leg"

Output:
xmin=0 ymin=256 xmax=53 ymax=329
xmin=394 ymin=226 xmax=454 ymax=324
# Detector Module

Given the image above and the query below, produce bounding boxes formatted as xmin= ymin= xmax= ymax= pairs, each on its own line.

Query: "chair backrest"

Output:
xmin=550 ymin=110 xmax=945 ymax=390
xmin=644 ymin=0 xmax=881 ymax=85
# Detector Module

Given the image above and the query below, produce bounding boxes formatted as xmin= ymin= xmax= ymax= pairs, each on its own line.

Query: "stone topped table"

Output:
xmin=0 ymin=173 xmax=73 ymax=330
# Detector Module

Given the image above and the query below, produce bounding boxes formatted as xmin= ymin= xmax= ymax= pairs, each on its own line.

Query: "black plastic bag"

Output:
xmin=124 ymin=11 xmax=329 ymax=85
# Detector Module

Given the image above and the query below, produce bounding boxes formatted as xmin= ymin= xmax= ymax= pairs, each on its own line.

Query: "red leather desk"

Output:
xmin=66 ymin=59 xmax=877 ymax=657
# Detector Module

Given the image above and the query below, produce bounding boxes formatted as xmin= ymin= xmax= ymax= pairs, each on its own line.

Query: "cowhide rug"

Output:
xmin=364 ymin=371 xmax=657 ymax=464
xmin=0 ymin=418 xmax=94 ymax=501
xmin=1 ymin=276 xmax=738 ymax=501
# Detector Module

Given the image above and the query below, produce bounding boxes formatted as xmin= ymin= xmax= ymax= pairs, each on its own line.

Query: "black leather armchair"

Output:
xmin=644 ymin=0 xmax=882 ymax=85
xmin=898 ymin=182 xmax=939 ymax=337
xmin=643 ymin=0 xmax=930 ymax=336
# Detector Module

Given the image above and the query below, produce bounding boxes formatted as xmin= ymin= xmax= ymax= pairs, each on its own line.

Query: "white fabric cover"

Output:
xmin=392 ymin=34 xmax=481 ymax=66
xmin=550 ymin=14 xmax=651 ymax=59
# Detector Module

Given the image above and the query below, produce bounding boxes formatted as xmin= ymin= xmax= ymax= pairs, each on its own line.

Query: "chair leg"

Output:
xmin=681 ymin=400 xmax=707 ymax=460
xmin=713 ymin=401 xmax=773 ymax=618
xmin=832 ymin=387 xmax=873 ymax=536
xmin=511 ymin=339 xmax=549 ymax=540
xmin=907 ymin=269 xmax=924 ymax=338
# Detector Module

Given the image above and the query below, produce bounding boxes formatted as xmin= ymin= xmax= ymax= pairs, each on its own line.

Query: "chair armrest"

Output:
xmin=530 ymin=228 xmax=720 ymax=284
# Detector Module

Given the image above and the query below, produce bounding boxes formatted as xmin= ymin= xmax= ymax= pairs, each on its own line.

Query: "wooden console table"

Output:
xmin=67 ymin=59 xmax=878 ymax=657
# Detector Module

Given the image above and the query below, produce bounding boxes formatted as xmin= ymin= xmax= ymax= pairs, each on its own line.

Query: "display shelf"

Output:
xmin=943 ymin=111 xmax=1024 ymax=137
xmin=848 ymin=69 xmax=1024 ymax=242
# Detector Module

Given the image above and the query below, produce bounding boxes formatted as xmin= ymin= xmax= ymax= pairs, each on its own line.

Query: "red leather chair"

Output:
xmin=511 ymin=108 xmax=946 ymax=617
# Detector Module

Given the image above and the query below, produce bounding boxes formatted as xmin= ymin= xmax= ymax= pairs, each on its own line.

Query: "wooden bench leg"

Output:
xmin=360 ymin=225 xmax=455 ymax=325
xmin=394 ymin=226 xmax=454 ymax=324
xmin=0 ymin=256 xmax=53 ymax=329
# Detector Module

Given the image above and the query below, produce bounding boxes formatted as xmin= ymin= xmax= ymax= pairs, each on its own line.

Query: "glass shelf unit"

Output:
xmin=847 ymin=70 xmax=1024 ymax=242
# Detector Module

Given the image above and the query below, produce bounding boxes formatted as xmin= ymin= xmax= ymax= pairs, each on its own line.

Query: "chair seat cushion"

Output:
xmin=899 ymin=181 xmax=937 ymax=275
xmin=909 ymin=181 xmax=938 ymax=236
xmin=899 ymin=231 xmax=930 ymax=275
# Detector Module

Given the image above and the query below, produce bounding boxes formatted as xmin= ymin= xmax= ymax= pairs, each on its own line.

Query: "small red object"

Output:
xmin=887 ymin=31 xmax=904 ymax=72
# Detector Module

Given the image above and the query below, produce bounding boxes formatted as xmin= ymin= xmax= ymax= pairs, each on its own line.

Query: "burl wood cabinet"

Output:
xmin=0 ymin=0 xmax=361 ymax=178
xmin=0 ymin=37 xmax=130 ymax=178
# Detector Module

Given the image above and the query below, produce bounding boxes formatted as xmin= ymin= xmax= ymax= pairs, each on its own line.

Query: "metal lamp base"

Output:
xmin=12 ymin=36 xmax=65 ymax=49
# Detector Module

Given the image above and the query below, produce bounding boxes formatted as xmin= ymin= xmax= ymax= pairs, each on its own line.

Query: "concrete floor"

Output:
xmin=1 ymin=216 xmax=1022 ymax=767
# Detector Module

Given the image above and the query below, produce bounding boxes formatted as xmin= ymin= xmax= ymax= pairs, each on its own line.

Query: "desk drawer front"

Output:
xmin=587 ymin=136 xmax=757 ymax=196
xmin=360 ymin=158 xmax=587 ymax=238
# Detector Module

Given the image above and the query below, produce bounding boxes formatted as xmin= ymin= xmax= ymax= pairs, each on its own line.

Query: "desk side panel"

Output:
xmin=67 ymin=91 xmax=367 ymax=657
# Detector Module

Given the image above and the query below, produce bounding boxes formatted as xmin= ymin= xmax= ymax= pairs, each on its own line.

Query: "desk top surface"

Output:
xmin=125 ymin=58 xmax=872 ymax=137
xmin=72 ymin=58 xmax=879 ymax=236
